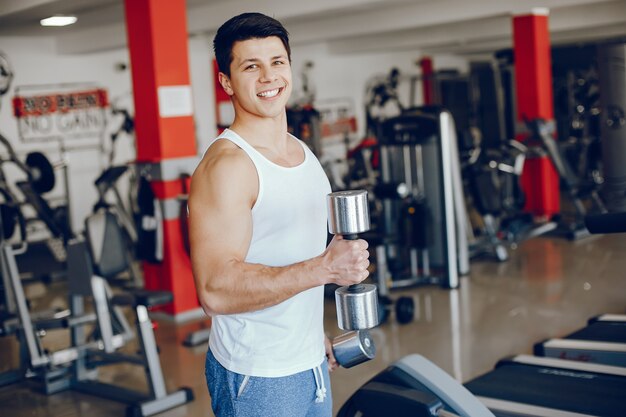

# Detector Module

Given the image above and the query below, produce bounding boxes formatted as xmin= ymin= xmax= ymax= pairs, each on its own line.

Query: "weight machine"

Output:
xmin=0 ymin=201 xmax=193 ymax=415
xmin=374 ymin=107 xmax=469 ymax=291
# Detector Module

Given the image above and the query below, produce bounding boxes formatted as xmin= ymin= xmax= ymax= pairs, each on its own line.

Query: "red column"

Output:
xmin=124 ymin=0 xmax=199 ymax=316
xmin=418 ymin=57 xmax=435 ymax=105
xmin=513 ymin=9 xmax=560 ymax=217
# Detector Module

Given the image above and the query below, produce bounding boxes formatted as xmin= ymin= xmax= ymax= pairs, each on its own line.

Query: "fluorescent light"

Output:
xmin=40 ymin=15 xmax=78 ymax=27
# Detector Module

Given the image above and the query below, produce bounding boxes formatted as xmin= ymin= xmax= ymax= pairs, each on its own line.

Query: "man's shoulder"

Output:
xmin=196 ymin=138 xmax=255 ymax=180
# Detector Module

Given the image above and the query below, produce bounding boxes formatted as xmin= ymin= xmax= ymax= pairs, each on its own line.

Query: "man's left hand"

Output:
xmin=324 ymin=335 xmax=339 ymax=371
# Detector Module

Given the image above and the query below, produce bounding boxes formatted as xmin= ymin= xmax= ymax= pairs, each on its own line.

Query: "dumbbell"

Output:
xmin=327 ymin=190 xmax=379 ymax=368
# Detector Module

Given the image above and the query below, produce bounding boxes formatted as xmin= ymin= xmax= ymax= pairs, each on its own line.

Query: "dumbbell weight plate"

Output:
xmin=332 ymin=330 xmax=376 ymax=368
xmin=335 ymin=283 xmax=379 ymax=330
xmin=25 ymin=151 xmax=55 ymax=194
xmin=395 ymin=296 xmax=415 ymax=324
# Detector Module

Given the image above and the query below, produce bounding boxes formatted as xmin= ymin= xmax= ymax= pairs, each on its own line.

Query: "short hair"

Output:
xmin=213 ymin=12 xmax=291 ymax=77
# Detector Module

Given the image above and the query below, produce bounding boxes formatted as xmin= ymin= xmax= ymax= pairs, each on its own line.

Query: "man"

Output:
xmin=188 ymin=12 xmax=371 ymax=417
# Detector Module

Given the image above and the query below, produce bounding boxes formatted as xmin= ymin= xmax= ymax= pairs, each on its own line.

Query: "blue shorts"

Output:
xmin=205 ymin=349 xmax=332 ymax=417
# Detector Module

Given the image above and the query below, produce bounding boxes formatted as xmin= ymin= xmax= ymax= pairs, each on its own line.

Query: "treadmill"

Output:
xmin=535 ymin=314 xmax=626 ymax=367
xmin=338 ymin=354 xmax=626 ymax=417
xmin=465 ymin=355 xmax=626 ymax=417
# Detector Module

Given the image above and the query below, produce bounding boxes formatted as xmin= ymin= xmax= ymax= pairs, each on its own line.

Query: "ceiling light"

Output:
xmin=40 ymin=15 xmax=78 ymax=27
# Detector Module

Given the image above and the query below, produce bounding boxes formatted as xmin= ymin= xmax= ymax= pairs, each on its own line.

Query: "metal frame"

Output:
xmin=1 ymin=235 xmax=192 ymax=415
xmin=376 ymin=108 xmax=469 ymax=290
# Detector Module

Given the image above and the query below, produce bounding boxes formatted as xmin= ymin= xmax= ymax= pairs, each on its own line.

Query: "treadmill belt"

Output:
xmin=464 ymin=363 xmax=626 ymax=417
xmin=567 ymin=322 xmax=626 ymax=343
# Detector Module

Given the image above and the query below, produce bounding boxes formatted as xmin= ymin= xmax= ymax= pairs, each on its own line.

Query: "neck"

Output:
xmin=230 ymin=110 xmax=289 ymax=149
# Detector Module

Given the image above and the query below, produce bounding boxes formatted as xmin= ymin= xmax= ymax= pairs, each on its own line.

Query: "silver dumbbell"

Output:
xmin=327 ymin=190 xmax=379 ymax=368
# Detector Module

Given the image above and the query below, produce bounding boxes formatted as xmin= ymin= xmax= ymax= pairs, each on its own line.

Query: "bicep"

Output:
xmin=188 ymin=153 xmax=256 ymax=285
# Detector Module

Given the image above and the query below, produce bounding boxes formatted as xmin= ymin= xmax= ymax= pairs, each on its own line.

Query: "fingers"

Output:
xmin=324 ymin=335 xmax=339 ymax=372
xmin=326 ymin=348 xmax=339 ymax=372
xmin=323 ymin=236 xmax=371 ymax=286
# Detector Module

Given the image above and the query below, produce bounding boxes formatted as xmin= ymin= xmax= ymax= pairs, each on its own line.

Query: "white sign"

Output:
xmin=158 ymin=85 xmax=193 ymax=118
xmin=13 ymin=87 xmax=108 ymax=143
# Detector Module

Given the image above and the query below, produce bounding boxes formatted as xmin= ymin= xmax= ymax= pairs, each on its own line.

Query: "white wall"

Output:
xmin=0 ymin=33 xmax=467 ymax=235
xmin=0 ymin=36 xmax=132 ymax=234
xmin=0 ymin=34 xmax=218 ymax=235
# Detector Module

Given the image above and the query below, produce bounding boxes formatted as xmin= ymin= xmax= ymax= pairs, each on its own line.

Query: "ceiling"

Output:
xmin=0 ymin=0 xmax=625 ymax=55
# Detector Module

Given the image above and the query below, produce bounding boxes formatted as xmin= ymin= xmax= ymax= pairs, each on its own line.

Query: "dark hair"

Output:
xmin=213 ymin=12 xmax=291 ymax=77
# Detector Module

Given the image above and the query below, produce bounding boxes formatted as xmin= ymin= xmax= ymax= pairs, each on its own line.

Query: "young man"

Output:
xmin=188 ymin=12 xmax=371 ymax=417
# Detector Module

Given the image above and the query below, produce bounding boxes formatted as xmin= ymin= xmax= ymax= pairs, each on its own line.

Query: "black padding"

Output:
xmin=111 ymin=289 xmax=172 ymax=308
xmin=136 ymin=176 xmax=162 ymax=263
xmin=380 ymin=113 xmax=438 ymax=146
xmin=374 ymin=182 xmax=406 ymax=200
xmin=470 ymin=168 xmax=503 ymax=215
xmin=585 ymin=212 xmax=626 ymax=234
xmin=465 ymin=362 xmax=626 ymax=417
xmin=338 ymin=364 xmax=449 ymax=417
xmin=567 ymin=321 xmax=626 ymax=343
xmin=399 ymin=198 xmax=430 ymax=249
xmin=66 ymin=240 xmax=95 ymax=297
xmin=352 ymin=382 xmax=441 ymax=417
xmin=94 ymin=165 xmax=128 ymax=189
xmin=0 ymin=204 xmax=18 ymax=240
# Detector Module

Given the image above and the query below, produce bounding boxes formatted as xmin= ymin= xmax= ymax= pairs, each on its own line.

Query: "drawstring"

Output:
xmin=313 ymin=364 xmax=327 ymax=403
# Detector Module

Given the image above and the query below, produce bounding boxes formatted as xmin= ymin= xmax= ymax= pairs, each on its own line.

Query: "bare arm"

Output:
xmin=189 ymin=141 xmax=369 ymax=316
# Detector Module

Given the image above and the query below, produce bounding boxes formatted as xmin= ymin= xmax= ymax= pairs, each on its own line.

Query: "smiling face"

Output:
xmin=219 ymin=36 xmax=292 ymax=122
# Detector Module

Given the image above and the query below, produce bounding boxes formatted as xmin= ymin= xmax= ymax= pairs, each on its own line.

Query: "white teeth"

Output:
xmin=257 ymin=88 xmax=280 ymax=98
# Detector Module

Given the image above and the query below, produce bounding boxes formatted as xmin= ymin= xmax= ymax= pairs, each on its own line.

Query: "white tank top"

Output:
xmin=207 ymin=129 xmax=331 ymax=377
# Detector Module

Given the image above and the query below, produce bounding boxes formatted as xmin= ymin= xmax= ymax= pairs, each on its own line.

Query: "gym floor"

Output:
xmin=1 ymin=233 xmax=625 ymax=416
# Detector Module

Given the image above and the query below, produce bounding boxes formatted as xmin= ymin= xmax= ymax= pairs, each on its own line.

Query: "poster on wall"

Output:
xmin=12 ymin=84 xmax=108 ymax=143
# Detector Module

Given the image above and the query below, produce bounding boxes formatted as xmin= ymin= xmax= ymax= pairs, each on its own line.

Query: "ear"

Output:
xmin=218 ymin=72 xmax=234 ymax=96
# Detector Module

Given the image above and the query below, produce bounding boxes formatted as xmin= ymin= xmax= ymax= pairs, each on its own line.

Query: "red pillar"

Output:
xmin=418 ymin=57 xmax=435 ymax=105
xmin=124 ymin=0 xmax=199 ymax=316
xmin=513 ymin=9 xmax=560 ymax=217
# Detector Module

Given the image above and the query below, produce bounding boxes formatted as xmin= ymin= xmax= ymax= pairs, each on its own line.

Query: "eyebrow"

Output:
xmin=238 ymin=55 xmax=288 ymax=67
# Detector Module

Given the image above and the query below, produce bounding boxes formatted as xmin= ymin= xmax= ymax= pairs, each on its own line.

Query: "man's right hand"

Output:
xmin=321 ymin=235 xmax=370 ymax=286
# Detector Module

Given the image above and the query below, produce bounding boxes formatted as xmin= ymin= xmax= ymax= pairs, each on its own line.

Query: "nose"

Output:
xmin=259 ymin=66 xmax=277 ymax=83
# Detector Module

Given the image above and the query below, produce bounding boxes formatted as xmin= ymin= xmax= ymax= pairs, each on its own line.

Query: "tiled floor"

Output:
xmin=2 ymin=233 xmax=625 ymax=416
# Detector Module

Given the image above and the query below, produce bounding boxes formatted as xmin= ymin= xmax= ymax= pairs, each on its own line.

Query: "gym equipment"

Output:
xmin=375 ymin=107 xmax=469 ymax=290
xmin=585 ymin=211 xmax=626 ymax=234
xmin=526 ymin=118 xmax=606 ymax=240
xmin=0 ymin=201 xmax=193 ymax=414
xmin=338 ymin=354 xmax=495 ymax=417
xmin=597 ymin=42 xmax=626 ymax=212
xmin=327 ymin=190 xmax=379 ymax=368
xmin=24 ymin=151 xmax=56 ymax=194
xmin=0 ymin=185 xmax=29 ymax=387
xmin=332 ymin=330 xmax=376 ymax=369
xmin=91 ymin=164 xmax=142 ymax=287
xmin=535 ymin=314 xmax=626 ymax=367
xmin=89 ymin=106 xmax=146 ymax=287
xmin=395 ymin=296 xmax=415 ymax=324
xmin=0 ymin=50 xmax=13 ymax=97
xmin=135 ymin=175 xmax=163 ymax=264
xmin=327 ymin=190 xmax=379 ymax=331
xmin=339 ymin=353 xmax=626 ymax=417
xmin=0 ymin=132 xmax=72 ymax=242
xmin=465 ymin=355 xmax=626 ymax=416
